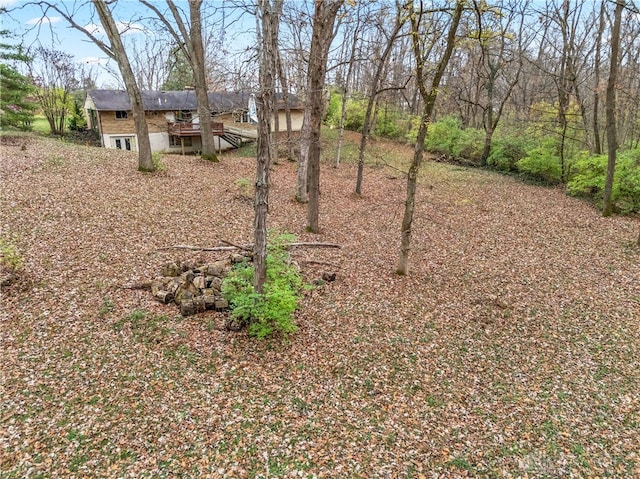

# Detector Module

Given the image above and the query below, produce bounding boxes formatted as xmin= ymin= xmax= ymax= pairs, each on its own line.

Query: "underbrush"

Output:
xmin=0 ymin=236 xmax=23 ymax=286
xmin=404 ymin=116 xmax=640 ymax=214
xmin=568 ymin=149 xmax=640 ymax=214
xmin=221 ymin=232 xmax=304 ymax=339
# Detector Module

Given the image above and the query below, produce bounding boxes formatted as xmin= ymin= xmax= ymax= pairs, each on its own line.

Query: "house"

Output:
xmin=84 ymin=89 xmax=304 ymax=153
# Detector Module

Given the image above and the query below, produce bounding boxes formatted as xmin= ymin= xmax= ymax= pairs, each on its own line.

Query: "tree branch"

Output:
xmin=159 ymin=242 xmax=342 ymax=252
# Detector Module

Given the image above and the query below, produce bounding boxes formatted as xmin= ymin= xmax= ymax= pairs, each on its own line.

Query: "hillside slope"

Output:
xmin=1 ymin=135 xmax=639 ymax=478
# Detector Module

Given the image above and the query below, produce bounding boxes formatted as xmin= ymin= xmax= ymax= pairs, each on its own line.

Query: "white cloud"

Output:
xmin=26 ymin=16 xmax=62 ymax=25
xmin=83 ymin=21 xmax=146 ymax=37
xmin=0 ymin=0 xmax=19 ymax=8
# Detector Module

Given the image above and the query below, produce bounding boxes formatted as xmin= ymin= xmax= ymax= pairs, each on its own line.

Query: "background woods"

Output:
xmin=2 ymin=0 xmax=639 ymax=253
xmin=4 ymin=0 xmax=639 ymax=195
xmin=2 ymin=0 xmax=638 ymax=274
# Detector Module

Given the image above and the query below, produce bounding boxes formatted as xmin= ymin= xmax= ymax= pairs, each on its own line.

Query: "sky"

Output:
xmin=2 ymin=0 xmax=146 ymax=87
xmin=1 ymin=1 xmax=244 ymax=88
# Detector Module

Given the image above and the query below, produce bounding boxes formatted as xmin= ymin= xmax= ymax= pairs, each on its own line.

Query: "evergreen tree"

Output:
xmin=162 ymin=47 xmax=194 ymax=91
xmin=0 ymin=33 xmax=35 ymax=129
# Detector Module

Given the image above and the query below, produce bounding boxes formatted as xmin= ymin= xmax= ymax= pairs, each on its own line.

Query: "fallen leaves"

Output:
xmin=1 ymin=135 xmax=639 ymax=478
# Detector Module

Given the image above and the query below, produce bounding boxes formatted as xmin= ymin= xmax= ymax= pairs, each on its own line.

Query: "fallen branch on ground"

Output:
xmin=220 ymin=239 xmax=253 ymax=252
xmin=159 ymin=242 xmax=342 ymax=252
xmin=299 ymin=259 xmax=342 ymax=268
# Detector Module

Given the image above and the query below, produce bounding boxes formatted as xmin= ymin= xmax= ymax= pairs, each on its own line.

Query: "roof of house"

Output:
xmin=87 ymin=89 xmax=304 ymax=112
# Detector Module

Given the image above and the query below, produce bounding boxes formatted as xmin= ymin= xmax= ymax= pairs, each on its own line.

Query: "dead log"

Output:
xmin=180 ymin=296 xmax=206 ymax=316
xmin=153 ymin=290 xmax=175 ymax=304
xmin=299 ymin=259 xmax=342 ymax=268
xmin=192 ymin=275 xmax=206 ymax=290
xmin=220 ymin=239 xmax=253 ymax=252
xmin=283 ymin=242 xmax=341 ymax=249
xmin=160 ymin=242 xmax=342 ymax=252
xmin=158 ymin=244 xmax=238 ymax=252
xmin=203 ymin=292 xmax=217 ymax=310
xmin=160 ymin=261 xmax=181 ymax=277
xmin=214 ymin=298 xmax=229 ymax=310
xmin=122 ymin=281 xmax=153 ymax=290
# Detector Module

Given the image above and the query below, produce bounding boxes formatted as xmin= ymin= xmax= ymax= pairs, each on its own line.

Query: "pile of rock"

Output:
xmin=151 ymin=254 xmax=249 ymax=316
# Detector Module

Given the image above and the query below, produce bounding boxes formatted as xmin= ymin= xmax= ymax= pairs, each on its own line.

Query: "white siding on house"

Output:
xmin=149 ymin=132 xmax=168 ymax=152
xmin=276 ymin=111 xmax=304 ymax=131
xmin=104 ymin=134 xmax=137 ymax=152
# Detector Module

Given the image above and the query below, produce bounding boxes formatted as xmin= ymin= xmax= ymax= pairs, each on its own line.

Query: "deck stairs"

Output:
xmin=220 ymin=126 xmax=258 ymax=149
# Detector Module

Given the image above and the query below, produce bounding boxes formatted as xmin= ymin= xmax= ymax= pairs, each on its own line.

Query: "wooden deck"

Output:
xmin=168 ymin=121 xmax=225 ymax=137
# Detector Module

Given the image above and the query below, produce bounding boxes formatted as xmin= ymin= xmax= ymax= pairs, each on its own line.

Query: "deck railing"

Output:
xmin=168 ymin=121 xmax=225 ymax=137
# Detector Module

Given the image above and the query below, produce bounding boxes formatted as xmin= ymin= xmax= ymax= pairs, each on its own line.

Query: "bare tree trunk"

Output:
xmin=273 ymin=90 xmax=280 ymax=163
xmin=355 ymin=13 xmax=405 ymax=194
xmin=335 ymin=85 xmax=350 ymax=167
xmin=296 ymin=107 xmax=311 ymax=203
xmin=254 ymin=0 xmax=281 ymax=294
xmin=188 ymin=1 xmax=217 ymax=161
xmin=556 ymin=0 xmax=571 ymax=183
xmin=336 ymin=13 xmax=361 ymax=168
xmin=603 ymin=0 xmax=624 ymax=217
xmin=592 ymin=2 xmax=605 ymax=155
xmin=94 ymin=1 xmax=154 ymax=171
xmin=141 ymin=0 xmax=217 ymax=161
xmin=276 ymin=47 xmax=295 ymax=161
xmin=397 ymin=0 xmax=463 ymax=275
xmin=397 ymin=110 xmax=429 ymax=275
xmin=298 ymin=0 xmax=344 ymax=231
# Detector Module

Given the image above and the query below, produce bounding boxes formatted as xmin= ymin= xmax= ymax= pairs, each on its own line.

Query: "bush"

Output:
xmin=487 ymin=133 xmax=531 ymax=172
xmin=0 ymin=237 xmax=23 ymax=286
xmin=67 ymin=99 xmax=87 ymax=131
xmin=407 ymin=116 xmax=485 ymax=163
xmin=152 ymin=152 xmax=165 ymax=171
xmin=0 ymin=238 xmax=23 ymax=272
xmin=324 ymin=92 xmax=366 ymax=132
xmin=325 ymin=90 xmax=343 ymax=127
xmin=453 ymin=127 xmax=484 ymax=164
xmin=221 ymin=233 xmax=303 ymax=339
xmin=374 ymin=108 xmax=408 ymax=141
xmin=343 ymin=98 xmax=366 ymax=132
xmin=516 ymin=139 xmax=562 ymax=183
xmin=424 ymin=116 xmax=463 ymax=155
xmin=568 ymin=149 xmax=640 ymax=214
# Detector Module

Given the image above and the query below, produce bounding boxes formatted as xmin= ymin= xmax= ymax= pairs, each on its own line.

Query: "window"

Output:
xmin=233 ymin=111 xmax=249 ymax=123
xmin=113 ymin=137 xmax=133 ymax=150
xmin=170 ymin=135 xmax=192 ymax=147
xmin=115 ymin=110 xmax=128 ymax=120
xmin=176 ymin=110 xmax=192 ymax=122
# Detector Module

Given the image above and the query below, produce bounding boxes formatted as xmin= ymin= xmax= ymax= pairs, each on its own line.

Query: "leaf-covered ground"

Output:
xmin=1 ymin=135 xmax=639 ymax=478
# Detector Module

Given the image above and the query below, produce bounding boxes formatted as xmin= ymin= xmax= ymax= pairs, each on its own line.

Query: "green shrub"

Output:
xmin=152 ymin=152 xmax=165 ymax=171
xmin=221 ymin=233 xmax=303 ymax=339
xmin=324 ymin=92 xmax=367 ymax=132
xmin=374 ymin=108 xmax=408 ymax=141
xmin=325 ymin=90 xmax=343 ymax=127
xmin=453 ymin=127 xmax=484 ymax=163
xmin=424 ymin=116 xmax=464 ymax=155
xmin=0 ymin=238 xmax=23 ymax=272
xmin=407 ymin=116 xmax=484 ymax=162
xmin=516 ymin=139 xmax=562 ymax=183
xmin=568 ymin=149 xmax=640 ymax=213
xmin=487 ymin=133 xmax=531 ymax=172
xmin=343 ymin=98 xmax=366 ymax=132
xmin=67 ymin=99 xmax=87 ymax=131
